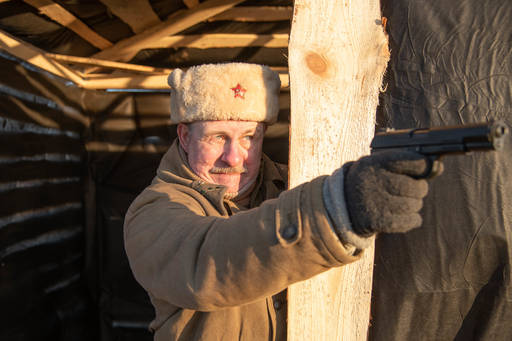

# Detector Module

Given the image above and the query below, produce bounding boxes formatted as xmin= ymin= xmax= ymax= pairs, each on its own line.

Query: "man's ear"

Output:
xmin=176 ymin=123 xmax=190 ymax=152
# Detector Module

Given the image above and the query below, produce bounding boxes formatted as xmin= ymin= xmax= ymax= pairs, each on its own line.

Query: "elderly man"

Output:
xmin=124 ymin=63 xmax=431 ymax=341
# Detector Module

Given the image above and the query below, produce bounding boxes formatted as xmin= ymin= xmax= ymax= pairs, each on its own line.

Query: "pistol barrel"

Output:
xmin=371 ymin=121 xmax=508 ymax=155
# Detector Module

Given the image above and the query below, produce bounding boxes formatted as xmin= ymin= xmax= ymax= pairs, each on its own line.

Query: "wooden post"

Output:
xmin=287 ymin=1 xmax=389 ymax=340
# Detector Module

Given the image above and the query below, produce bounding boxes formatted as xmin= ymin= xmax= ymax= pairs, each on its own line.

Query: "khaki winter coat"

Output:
xmin=124 ymin=140 xmax=363 ymax=341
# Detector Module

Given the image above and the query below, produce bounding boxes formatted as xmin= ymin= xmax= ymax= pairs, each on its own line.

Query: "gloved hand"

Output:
xmin=343 ymin=150 xmax=434 ymax=236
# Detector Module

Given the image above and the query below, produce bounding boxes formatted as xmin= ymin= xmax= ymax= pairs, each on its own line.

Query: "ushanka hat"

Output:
xmin=167 ymin=63 xmax=281 ymax=125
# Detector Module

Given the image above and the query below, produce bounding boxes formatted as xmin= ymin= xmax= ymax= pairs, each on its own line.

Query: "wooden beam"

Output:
xmin=46 ymin=53 xmax=172 ymax=74
xmin=79 ymin=71 xmax=289 ymax=90
xmin=86 ymin=141 xmax=170 ymax=153
xmin=0 ymin=29 xmax=83 ymax=86
xmin=287 ymin=0 xmax=389 ymax=340
xmin=99 ymin=0 xmax=161 ymax=34
xmin=0 ymin=29 xmax=288 ymax=91
xmin=183 ymin=0 xmax=199 ymax=9
xmin=209 ymin=6 xmax=292 ymax=22
xmin=91 ymin=0 xmax=246 ymax=63
xmin=80 ymin=73 xmax=168 ymax=89
xmin=144 ymin=33 xmax=289 ymax=49
xmin=0 ymin=29 xmax=163 ymax=89
xmin=23 ymin=0 xmax=113 ymax=50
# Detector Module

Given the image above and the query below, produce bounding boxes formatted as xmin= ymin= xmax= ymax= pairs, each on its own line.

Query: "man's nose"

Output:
xmin=221 ymin=141 xmax=244 ymax=166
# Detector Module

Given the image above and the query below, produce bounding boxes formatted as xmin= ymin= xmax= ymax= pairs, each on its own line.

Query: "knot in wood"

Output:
xmin=305 ymin=52 xmax=328 ymax=76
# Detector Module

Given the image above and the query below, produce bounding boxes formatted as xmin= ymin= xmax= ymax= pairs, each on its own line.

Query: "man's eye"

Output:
xmin=240 ymin=135 xmax=253 ymax=144
xmin=239 ymin=135 xmax=253 ymax=148
xmin=209 ymin=135 xmax=227 ymax=144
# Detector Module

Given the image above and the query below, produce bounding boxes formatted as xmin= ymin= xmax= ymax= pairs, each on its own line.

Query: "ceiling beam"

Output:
xmin=183 ymin=0 xmax=199 ymax=9
xmin=145 ymin=33 xmax=289 ymax=49
xmin=0 ymin=30 xmax=289 ymax=90
xmin=22 ymin=0 xmax=113 ymax=50
xmin=0 ymin=29 xmax=83 ymax=86
xmin=80 ymin=73 xmax=169 ymax=90
xmin=209 ymin=6 xmax=292 ymax=22
xmin=99 ymin=0 xmax=161 ymax=34
xmin=46 ymin=53 xmax=172 ymax=74
xmin=91 ymin=0 xmax=246 ymax=63
xmin=78 ymin=71 xmax=289 ymax=90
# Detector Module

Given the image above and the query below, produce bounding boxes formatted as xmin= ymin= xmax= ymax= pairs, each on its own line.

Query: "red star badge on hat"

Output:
xmin=230 ymin=83 xmax=246 ymax=99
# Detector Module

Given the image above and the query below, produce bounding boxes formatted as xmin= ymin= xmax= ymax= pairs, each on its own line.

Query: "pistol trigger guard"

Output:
xmin=416 ymin=155 xmax=442 ymax=179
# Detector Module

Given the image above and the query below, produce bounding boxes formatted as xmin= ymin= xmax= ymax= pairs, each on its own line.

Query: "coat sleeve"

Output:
xmin=124 ymin=176 xmax=362 ymax=312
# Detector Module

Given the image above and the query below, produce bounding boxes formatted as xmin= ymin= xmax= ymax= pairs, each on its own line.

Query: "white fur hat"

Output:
xmin=167 ymin=63 xmax=281 ymax=125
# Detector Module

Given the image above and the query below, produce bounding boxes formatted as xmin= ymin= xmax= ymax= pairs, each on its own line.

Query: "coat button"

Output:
xmin=282 ymin=225 xmax=297 ymax=240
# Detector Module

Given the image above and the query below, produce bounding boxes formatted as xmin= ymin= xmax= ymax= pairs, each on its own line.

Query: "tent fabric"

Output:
xmin=370 ymin=1 xmax=512 ymax=340
xmin=0 ymin=56 xmax=93 ymax=340
xmin=0 ymin=54 xmax=165 ymax=340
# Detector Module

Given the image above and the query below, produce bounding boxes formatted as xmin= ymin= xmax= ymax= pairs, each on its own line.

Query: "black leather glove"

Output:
xmin=344 ymin=150 xmax=433 ymax=236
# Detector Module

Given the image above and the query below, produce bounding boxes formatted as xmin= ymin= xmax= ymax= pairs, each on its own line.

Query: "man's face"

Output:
xmin=177 ymin=120 xmax=266 ymax=194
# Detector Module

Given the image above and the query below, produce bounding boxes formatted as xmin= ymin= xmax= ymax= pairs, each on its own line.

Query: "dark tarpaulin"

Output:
xmin=0 ymin=53 xmax=163 ymax=340
xmin=370 ymin=1 xmax=512 ymax=340
xmin=83 ymin=91 xmax=171 ymax=341
xmin=0 ymin=54 xmax=93 ymax=340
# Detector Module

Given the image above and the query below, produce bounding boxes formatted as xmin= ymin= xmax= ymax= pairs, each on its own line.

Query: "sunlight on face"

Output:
xmin=178 ymin=120 xmax=266 ymax=195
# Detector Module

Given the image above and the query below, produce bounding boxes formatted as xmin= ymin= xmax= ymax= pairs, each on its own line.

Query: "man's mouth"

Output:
xmin=210 ymin=166 xmax=247 ymax=174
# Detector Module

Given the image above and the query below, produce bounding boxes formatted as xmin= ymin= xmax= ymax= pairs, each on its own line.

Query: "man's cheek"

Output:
xmin=201 ymin=146 xmax=221 ymax=162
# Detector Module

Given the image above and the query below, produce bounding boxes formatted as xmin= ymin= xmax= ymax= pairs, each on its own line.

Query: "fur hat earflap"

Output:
xmin=167 ymin=63 xmax=281 ymax=125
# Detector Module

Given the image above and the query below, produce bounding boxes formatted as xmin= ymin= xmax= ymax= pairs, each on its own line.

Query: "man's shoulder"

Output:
xmin=127 ymin=179 xmax=211 ymax=219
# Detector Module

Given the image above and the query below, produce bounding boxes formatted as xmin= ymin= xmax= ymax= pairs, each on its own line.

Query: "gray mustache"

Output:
xmin=210 ymin=166 xmax=247 ymax=174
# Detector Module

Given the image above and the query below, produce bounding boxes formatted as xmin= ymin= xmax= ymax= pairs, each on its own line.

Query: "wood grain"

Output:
xmin=23 ymin=0 xmax=113 ymax=49
xmin=99 ymin=0 xmax=161 ymax=34
xmin=91 ymin=0 xmax=245 ymax=63
xmin=287 ymin=0 xmax=389 ymax=340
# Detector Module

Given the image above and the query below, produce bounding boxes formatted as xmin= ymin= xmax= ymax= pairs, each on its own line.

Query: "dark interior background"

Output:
xmin=0 ymin=52 xmax=290 ymax=341
xmin=0 ymin=2 xmax=291 ymax=339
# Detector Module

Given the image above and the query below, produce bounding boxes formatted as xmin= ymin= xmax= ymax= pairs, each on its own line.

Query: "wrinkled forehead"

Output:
xmin=188 ymin=120 xmax=265 ymax=136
